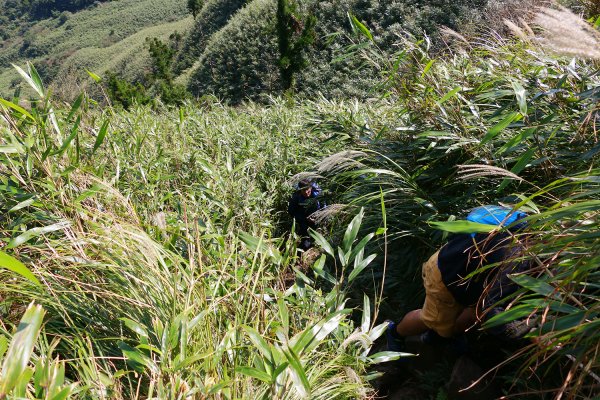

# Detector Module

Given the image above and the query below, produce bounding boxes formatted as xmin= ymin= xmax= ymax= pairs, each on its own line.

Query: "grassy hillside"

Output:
xmin=0 ymin=3 xmax=598 ymax=400
xmin=0 ymin=0 xmax=191 ymax=97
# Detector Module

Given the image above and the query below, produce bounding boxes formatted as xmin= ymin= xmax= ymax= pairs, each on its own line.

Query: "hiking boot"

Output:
xmin=385 ymin=320 xmax=405 ymax=352
xmin=419 ymin=329 xmax=445 ymax=345
xmin=419 ymin=330 xmax=469 ymax=355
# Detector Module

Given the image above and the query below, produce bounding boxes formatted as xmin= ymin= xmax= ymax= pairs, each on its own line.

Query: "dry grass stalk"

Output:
xmin=315 ymin=150 xmax=366 ymax=174
xmin=287 ymin=172 xmax=324 ymax=187
xmin=310 ymin=203 xmax=347 ymax=225
xmin=457 ymin=164 xmax=524 ymax=181
xmin=534 ymin=6 xmax=600 ymax=60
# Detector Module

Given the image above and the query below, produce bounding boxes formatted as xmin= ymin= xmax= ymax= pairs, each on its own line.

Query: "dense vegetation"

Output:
xmin=0 ymin=1 xmax=599 ymax=400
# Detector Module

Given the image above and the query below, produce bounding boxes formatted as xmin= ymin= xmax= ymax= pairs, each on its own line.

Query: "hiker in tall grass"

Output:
xmin=387 ymin=206 xmax=533 ymax=352
xmin=288 ymin=179 xmax=325 ymax=250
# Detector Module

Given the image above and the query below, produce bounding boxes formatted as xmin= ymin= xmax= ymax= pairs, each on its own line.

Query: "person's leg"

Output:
xmin=395 ymin=309 xmax=429 ymax=336
xmin=454 ymin=307 xmax=477 ymax=334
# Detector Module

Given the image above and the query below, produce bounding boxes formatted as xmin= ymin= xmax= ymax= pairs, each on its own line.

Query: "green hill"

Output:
xmin=0 ymin=0 xmax=192 ymax=97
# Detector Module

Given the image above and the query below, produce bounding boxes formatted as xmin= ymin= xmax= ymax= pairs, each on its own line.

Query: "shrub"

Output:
xmin=188 ymin=0 xmax=281 ymax=103
xmin=175 ymin=0 xmax=247 ymax=73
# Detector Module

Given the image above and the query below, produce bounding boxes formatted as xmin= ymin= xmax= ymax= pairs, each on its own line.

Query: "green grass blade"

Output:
xmin=0 ymin=251 xmax=41 ymax=286
xmin=0 ymin=303 xmax=45 ymax=396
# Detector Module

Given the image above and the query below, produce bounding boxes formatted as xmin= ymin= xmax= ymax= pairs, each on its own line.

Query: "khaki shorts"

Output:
xmin=421 ymin=251 xmax=464 ymax=338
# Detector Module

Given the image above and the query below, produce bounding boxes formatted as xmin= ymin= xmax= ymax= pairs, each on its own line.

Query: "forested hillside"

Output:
xmin=0 ymin=1 xmax=599 ymax=399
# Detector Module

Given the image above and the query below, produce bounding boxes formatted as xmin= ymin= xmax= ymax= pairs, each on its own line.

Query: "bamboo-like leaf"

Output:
xmin=421 ymin=59 xmax=435 ymax=77
xmin=0 ymin=98 xmax=34 ymax=121
xmin=342 ymin=208 xmax=363 ymax=252
xmin=498 ymin=147 xmax=536 ymax=191
xmin=368 ymin=351 xmax=413 ymax=364
xmin=368 ymin=321 xmax=389 ymax=342
xmin=53 ymin=116 xmax=80 ymax=156
xmin=291 ymin=310 xmax=349 ymax=355
xmin=235 ymin=366 xmax=271 ymax=383
xmin=278 ymin=297 xmax=289 ymax=338
xmin=437 ymin=86 xmax=461 ymax=105
xmin=309 ymin=229 xmax=335 ymax=258
xmin=120 ymin=318 xmax=149 ymax=339
xmin=8 ymin=197 xmax=36 ymax=213
xmin=0 ymin=251 xmax=41 ymax=286
xmin=0 ymin=303 xmax=45 ymax=395
xmin=347 ymin=232 xmax=374 ymax=264
xmin=509 ymin=274 xmax=560 ymax=299
xmin=7 ymin=221 xmax=70 ymax=249
xmin=348 ymin=253 xmax=376 ymax=282
xmin=348 ymin=13 xmax=373 ymax=41
xmin=481 ymin=112 xmax=520 ymax=144
xmin=86 ymin=69 xmax=102 ymax=83
xmin=483 ymin=304 xmax=538 ymax=329
xmin=118 ymin=342 xmax=156 ymax=374
xmin=93 ymin=120 xmax=110 ymax=154
xmin=429 ymin=220 xmax=497 ymax=233
xmin=512 ymin=81 xmax=527 ymax=115
xmin=27 ymin=63 xmax=45 ymax=97
xmin=361 ymin=294 xmax=370 ymax=333
xmin=12 ymin=63 xmax=44 ymax=98
xmin=241 ymin=326 xmax=273 ymax=362
xmin=282 ymin=345 xmax=310 ymax=398
xmin=67 ymin=93 xmax=84 ymax=122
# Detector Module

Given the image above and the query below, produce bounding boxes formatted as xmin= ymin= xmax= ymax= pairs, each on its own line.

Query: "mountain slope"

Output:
xmin=0 ymin=0 xmax=192 ymax=97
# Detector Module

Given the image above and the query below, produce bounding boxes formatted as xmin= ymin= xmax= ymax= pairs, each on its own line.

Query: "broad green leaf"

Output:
xmin=0 ymin=98 xmax=34 ymax=121
xmin=12 ymin=63 xmax=44 ymax=98
xmin=483 ymin=304 xmax=537 ymax=329
xmin=120 ymin=318 xmax=149 ymax=339
xmin=118 ymin=342 xmax=156 ymax=374
xmin=311 ymin=254 xmax=337 ymax=284
xmin=278 ymin=297 xmax=289 ymax=337
xmin=348 ymin=253 xmax=376 ymax=282
xmin=342 ymin=208 xmax=363 ymax=252
xmin=361 ymin=294 xmax=370 ymax=333
xmin=235 ymin=366 xmax=271 ymax=383
xmin=67 ymin=93 xmax=84 ymax=122
xmin=481 ymin=112 xmax=520 ymax=144
xmin=27 ymin=63 xmax=45 ymax=98
xmin=239 ymin=231 xmax=281 ymax=264
xmin=309 ymin=229 xmax=335 ymax=258
xmin=368 ymin=321 xmax=389 ymax=342
xmin=429 ymin=220 xmax=497 ymax=233
xmin=348 ymin=13 xmax=373 ymax=41
xmin=0 ymin=251 xmax=40 ymax=286
xmin=53 ymin=116 xmax=80 ymax=156
xmin=539 ymin=311 xmax=587 ymax=334
xmin=421 ymin=59 xmax=435 ymax=77
xmin=50 ymin=386 xmax=75 ymax=400
xmin=348 ymin=232 xmax=374 ymax=265
xmin=93 ymin=120 xmax=109 ymax=154
xmin=241 ymin=326 xmax=273 ymax=363
xmin=7 ymin=221 xmax=70 ymax=249
xmin=368 ymin=351 xmax=413 ymax=364
xmin=437 ymin=86 xmax=461 ymax=105
xmin=86 ymin=70 xmax=102 ymax=83
xmin=498 ymin=147 xmax=536 ymax=191
xmin=8 ymin=197 xmax=36 ymax=213
xmin=0 ymin=303 xmax=45 ymax=395
xmin=509 ymin=275 xmax=559 ymax=299
xmin=512 ymin=81 xmax=527 ymax=114
xmin=283 ymin=346 xmax=310 ymax=398
xmin=291 ymin=310 xmax=346 ymax=355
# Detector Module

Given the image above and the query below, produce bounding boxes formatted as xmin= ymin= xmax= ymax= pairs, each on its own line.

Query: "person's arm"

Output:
xmin=288 ymin=193 xmax=299 ymax=217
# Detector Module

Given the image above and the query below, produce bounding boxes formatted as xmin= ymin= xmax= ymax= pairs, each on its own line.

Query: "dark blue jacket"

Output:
xmin=288 ymin=183 xmax=324 ymax=236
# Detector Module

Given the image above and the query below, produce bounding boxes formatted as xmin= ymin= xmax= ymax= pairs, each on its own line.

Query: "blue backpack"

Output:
xmin=467 ymin=205 xmax=527 ymax=232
